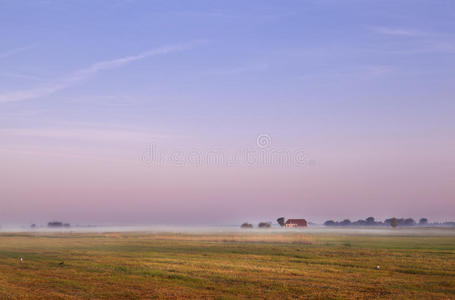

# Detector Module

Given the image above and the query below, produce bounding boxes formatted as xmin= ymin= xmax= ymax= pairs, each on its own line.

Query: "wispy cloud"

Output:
xmin=0 ymin=127 xmax=169 ymax=143
xmin=207 ymin=63 xmax=268 ymax=75
xmin=0 ymin=45 xmax=35 ymax=59
xmin=369 ymin=27 xmax=455 ymax=54
xmin=363 ymin=65 xmax=395 ymax=76
xmin=298 ymin=64 xmax=395 ymax=81
xmin=372 ymin=27 xmax=426 ymax=37
xmin=0 ymin=126 xmax=164 ymax=162
xmin=0 ymin=72 xmax=46 ymax=81
xmin=0 ymin=42 xmax=201 ymax=103
xmin=0 ymin=109 xmax=47 ymax=118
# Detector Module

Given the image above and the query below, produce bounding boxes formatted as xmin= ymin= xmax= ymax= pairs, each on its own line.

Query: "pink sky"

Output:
xmin=1 ymin=1 xmax=454 ymax=225
xmin=1 ymin=128 xmax=453 ymax=225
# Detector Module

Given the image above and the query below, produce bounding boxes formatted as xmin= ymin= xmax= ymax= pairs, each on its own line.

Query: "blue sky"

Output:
xmin=1 ymin=0 xmax=454 ymax=224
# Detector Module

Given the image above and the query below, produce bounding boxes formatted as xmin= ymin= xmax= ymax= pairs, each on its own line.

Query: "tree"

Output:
xmin=277 ymin=217 xmax=285 ymax=227
xmin=419 ymin=218 xmax=428 ymax=225
xmin=241 ymin=223 xmax=253 ymax=229
xmin=324 ymin=220 xmax=336 ymax=226
xmin=48 ymin=221 xmax=63 ymax=227
xmin=404 ymin=218 xmax=416 ymax=226
xmin=390 ymin=218 xmax=398 ymax=228
xmin=340 ymin=219 xmax=351 ymax=226
xmin=366 ymin=217 xmax=375 ymax=225
xmin=353 ymin=219 xmax=367 ymax=226
xmin=258 ymin=222 xmax=271 ymax=228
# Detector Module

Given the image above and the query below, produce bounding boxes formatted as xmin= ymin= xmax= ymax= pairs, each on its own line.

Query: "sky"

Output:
xmin=1 ymin=0 xmax=454 ymax=225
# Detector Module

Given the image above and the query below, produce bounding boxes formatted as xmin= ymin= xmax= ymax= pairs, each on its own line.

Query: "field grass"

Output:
xmin=0 ymin=231 xmax=454 ymax=299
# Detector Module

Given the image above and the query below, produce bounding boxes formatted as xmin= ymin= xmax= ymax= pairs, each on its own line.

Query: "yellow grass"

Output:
xmin=0 ymin=231 xmax=454 ymax=299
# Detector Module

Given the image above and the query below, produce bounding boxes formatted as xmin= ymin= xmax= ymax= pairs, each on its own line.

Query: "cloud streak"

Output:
xmin=0 ymin=42 xmax=199 ymax=103
xmin=0 ymin=127 xmax=167 ymax=143
xmin=0 ymin=45 xmax=35 ymax=59
xmin=372 ymin=27 xmax=426 ymax=37
xmin=0 ymin=72 xmax=46 ymax=81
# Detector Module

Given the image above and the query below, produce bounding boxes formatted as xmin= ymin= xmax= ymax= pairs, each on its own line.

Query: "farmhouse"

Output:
xmin=285 ymin=219 xmax=307 ymax=228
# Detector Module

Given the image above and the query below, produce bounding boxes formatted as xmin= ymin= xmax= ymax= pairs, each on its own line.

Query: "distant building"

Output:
xmin=285 ymin=219 xmax=307 ymax=228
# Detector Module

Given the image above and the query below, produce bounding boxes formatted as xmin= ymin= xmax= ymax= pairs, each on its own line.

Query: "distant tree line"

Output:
xmin=323 ymin=217 xmax=455 ymax=227
xmin=240 ymin=222 xmax=272 ymax=229
xmin=48 ymin=221 xmax=71 ymax=228
xmin=241 ymin=217 xmax=455 ymax=229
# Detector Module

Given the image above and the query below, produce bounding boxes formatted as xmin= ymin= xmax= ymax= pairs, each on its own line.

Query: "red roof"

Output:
xmin=285 ymin=219 xmax=307 ymax=226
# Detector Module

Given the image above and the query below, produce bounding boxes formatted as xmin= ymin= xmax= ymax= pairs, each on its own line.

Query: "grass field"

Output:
xmin=0 ymin=230 xmax=454 ymax=299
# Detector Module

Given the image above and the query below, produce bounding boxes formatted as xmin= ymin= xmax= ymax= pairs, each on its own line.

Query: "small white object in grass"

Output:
xmin=376 ymin=265 xmax=380 ymax=270
xmin=20 ymin=257 xmax=23 ymax=263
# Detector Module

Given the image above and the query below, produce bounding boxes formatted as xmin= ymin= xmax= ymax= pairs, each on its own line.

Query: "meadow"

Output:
xmin=0 ymin=230 xmax=454 ymax=299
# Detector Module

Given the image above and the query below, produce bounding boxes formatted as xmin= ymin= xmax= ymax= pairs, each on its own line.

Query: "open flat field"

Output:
xmin=0 ymin=230 xmax=454 ymax=299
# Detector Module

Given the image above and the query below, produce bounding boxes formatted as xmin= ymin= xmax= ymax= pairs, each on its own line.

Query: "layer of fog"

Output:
xmin=1 ymin=225 xmax=455 ymax=236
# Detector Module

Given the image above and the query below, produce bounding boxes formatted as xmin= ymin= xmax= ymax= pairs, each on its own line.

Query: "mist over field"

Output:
xmin=1 ymin=224 xmax=455 ymax=239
